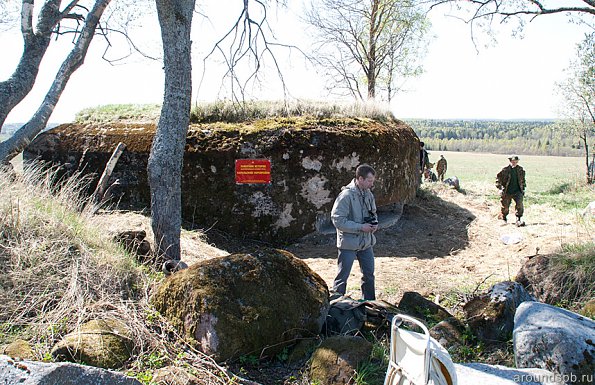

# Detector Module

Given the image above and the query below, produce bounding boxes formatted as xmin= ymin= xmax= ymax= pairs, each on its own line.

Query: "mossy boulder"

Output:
xmin=24 ymin=117 xmax=418 ymax=241
xmin=463 ymin=281 xmax=534 ymax=343
xmin=1 ymin=339 xmax=34 ymax=360
xmin=309 ymin=335 xmax=372 ymax=385
xmin=398 ymin=291 xmax=453 ymax=324
xmin=51 ymin=319 xmax=134 ymax=369
xmin=150 ymin=248 xmax=329 ymax=362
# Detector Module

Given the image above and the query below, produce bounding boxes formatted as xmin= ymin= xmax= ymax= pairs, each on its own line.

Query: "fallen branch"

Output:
xmin=87 ymin=142 xmax=126 ymax=213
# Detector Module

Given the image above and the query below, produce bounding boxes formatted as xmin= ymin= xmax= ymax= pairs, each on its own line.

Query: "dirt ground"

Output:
xmin=87 ymin=183 xmax=594 ymax=384
xmin=91 ymin=182 xmax=592 ymax=312
xmin=287 ymin=183 xmax=592 ymax=307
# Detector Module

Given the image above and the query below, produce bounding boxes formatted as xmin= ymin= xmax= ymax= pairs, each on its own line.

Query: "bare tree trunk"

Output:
xmin=148 ymin=0 xmax=195 ymax=261
xmin=582 ymin=134 xmax=592 ymax=183
xmin=367 ymin=0 xmax=379 ymax=100
xmin=0 ymin=0 xmax=111 ymax=162
xmin=0 ymin=0 xmax=80 ymax=131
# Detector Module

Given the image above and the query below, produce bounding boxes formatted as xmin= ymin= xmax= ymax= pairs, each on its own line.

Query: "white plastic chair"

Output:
xmin=384 ymin=314 xmax=457 ymax=385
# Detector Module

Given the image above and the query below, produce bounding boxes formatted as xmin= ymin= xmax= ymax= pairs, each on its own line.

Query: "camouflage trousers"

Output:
xmin=500 ymin=192 xmax=524 ymax=219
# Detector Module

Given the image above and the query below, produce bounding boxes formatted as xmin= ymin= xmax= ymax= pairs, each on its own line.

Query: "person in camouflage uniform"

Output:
xmin=496 ymin=155 xmax=526 ymax=226
xmin=436 ymin=155 xmax=447 ymax=182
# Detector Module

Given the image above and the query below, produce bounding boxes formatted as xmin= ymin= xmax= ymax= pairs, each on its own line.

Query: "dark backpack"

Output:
xmin=323 ymin=296 xmax=367 ymax=335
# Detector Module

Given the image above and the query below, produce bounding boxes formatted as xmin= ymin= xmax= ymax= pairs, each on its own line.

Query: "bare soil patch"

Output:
xmin=287 ymin=184 xmax=591 ymax=306
xmin=91 ymin=183 xmax=590 ymax=309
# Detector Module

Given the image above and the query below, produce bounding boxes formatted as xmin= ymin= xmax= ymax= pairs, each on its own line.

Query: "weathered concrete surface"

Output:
xmin=455 ymin=363 xmax=565 ymax=385
xmin=24 ymin=117 xmax=418 ymax=241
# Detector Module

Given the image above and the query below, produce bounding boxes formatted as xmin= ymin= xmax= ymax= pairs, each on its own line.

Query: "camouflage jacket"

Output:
xmin=496 ymin=165 xmax=526 ymax=193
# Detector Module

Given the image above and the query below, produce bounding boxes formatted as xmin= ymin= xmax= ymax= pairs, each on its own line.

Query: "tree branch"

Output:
xmin=0 ymin=0 xmax=112 ymax=162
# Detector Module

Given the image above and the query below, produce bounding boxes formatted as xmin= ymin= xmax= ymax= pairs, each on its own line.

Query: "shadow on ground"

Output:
xmin=285 ymin=190 xmax=476 ymax=260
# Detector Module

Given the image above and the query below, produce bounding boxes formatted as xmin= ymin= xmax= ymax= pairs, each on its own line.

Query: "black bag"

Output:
xmin=323 ymin=296 xmax=367 ymax=335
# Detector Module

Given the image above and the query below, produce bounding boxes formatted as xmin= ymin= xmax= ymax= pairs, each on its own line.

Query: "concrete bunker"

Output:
xmin=24 ymin=116 xmax=419 ymax=242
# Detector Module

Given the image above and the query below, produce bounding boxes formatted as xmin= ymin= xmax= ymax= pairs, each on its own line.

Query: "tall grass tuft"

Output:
xmin=73 ymin=100 xmax=396 ymax=125
xmin=75 ymin=104 xmax=161 ymax=123
xmin=0 ymin=164 xmax=243 ymax=384
xmin=549 ymin=242 xmax=595 ymax=306
xmin=0 ymin=163 xmax=144 ymax=351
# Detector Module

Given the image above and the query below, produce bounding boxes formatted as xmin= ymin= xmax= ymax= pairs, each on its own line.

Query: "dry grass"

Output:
xmin=72 ymin=100 xmax=396 ymax=125
xmin=0 ymin=163 xmax=142 ymax=347
xmin=190 ymin=99 xmax=395 ymax=123
xmin=549 ymin=242 xmax=595 ymax=306
xmin=0 ymin=164 xmax=238 ymax=384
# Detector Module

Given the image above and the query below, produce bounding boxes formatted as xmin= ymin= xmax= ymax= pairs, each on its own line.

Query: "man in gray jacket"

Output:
xmin=331 ymin=164 xmax=378 ymax=300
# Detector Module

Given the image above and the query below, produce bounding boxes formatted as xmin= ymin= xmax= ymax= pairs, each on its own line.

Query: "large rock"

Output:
xmin=24 ymin=118 xmax=419 ymax=241
xmin=51 ymin=318 xmax=134 ymax=369
xmin=309 ymin=335 xmax=372 ymax=385
xmin=429 ymin=317 xmax=466 ymax=350
xmin=0 ymin=354 xmax=141 ymax=385
xmin=463 ymin=281 xmax=534 ymax=343
xmin=398 ymin=291 xmax=453 ymax=323
xmin=455 ymin=363 xmax=564 ymax=385
xmin=150 ymin=248 xmax=329 ymax=362
xmin=513 ymin=301 xmax=595 ymax=385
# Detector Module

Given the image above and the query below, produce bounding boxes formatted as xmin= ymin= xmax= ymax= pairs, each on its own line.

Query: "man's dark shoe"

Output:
xmin=516 ymin=217 xmax=525 ymax=227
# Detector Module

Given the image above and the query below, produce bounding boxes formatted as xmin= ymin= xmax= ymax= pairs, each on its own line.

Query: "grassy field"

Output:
xmin=431 ymin=150 xmax=592 ymax=212
xmin=432 ymin=151 xmax=585 ymax=192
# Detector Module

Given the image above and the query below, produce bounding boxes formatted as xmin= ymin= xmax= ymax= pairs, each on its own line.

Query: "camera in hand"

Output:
xmin=363 ymin=216 xmax=379 ymax=226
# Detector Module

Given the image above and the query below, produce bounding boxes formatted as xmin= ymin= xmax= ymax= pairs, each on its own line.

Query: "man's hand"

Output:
xmin=362 ymin=223 xmax=378 ymax=233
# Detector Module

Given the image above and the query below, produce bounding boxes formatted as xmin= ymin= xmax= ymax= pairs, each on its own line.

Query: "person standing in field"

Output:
xmin=419 ymin=141 xmax=430 ymax=183
xmin=436 ymin=154 xmax=447 ymax=182
xmin=496 ymin=155 xmax=526 ymax=227
xmin=331 ymin=164 xmax=378 ymax=300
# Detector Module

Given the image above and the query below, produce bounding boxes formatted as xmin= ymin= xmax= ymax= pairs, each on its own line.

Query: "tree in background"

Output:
xmin=430 ymin=0 xmax=594 ymax=27
xmin=304 ymin=0 xmax=429 ymax=101
xmin=556 ymin=33 xmax=595 ymax=184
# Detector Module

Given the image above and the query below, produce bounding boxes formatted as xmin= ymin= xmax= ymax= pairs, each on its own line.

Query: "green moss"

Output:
xmin=1 ymin=339 xmax=34 ymax=359
xmin=51 ymin=319 xmax=134 ymax=369
xmin=150 ymin=249 xmax=329 ymax=361
xmin=309 ymin=336 xmax=373 ymax=385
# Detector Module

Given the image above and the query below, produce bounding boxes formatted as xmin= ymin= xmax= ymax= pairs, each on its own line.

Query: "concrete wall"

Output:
xmin=24 ymin=118 xmax=419 ymax=242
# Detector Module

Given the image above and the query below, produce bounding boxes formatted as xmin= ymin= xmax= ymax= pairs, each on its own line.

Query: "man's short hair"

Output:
xmin=420 ymin=141 xmax=425 ymax=147
xmin=356 ymin=164 xmax=376 ymax=179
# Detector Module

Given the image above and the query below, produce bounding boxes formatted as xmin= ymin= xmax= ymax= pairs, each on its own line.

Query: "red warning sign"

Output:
xmin=235 ymin=159 xmax=271 ymax=184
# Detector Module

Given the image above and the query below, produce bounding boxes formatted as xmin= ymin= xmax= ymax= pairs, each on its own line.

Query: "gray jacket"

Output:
xmin=331 ymin=179 xmax=377 ymax=251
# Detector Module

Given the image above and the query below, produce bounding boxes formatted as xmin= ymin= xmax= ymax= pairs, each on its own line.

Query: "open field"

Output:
xmin=428 ymin=150 xmax=585 ymax=193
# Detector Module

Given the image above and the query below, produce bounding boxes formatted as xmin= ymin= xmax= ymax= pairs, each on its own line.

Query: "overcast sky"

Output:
xmin=0 ymin=1 xmax=592 ymax=124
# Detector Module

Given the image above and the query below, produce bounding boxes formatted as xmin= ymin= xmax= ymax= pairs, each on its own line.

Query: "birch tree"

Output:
xmin=305 ymin=0 xmax=429 ymax=101
xmin=149 ymin=1 xmax=287 ymax=261
xmin=0 ymin=0 xmax=113 ymax=163
xmin=556 ymin=33 xmax=595 ymax=183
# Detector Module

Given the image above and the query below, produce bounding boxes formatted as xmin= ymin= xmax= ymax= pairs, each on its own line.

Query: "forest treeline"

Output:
xmin=407 ymin=119 xmax=586 ymax=157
